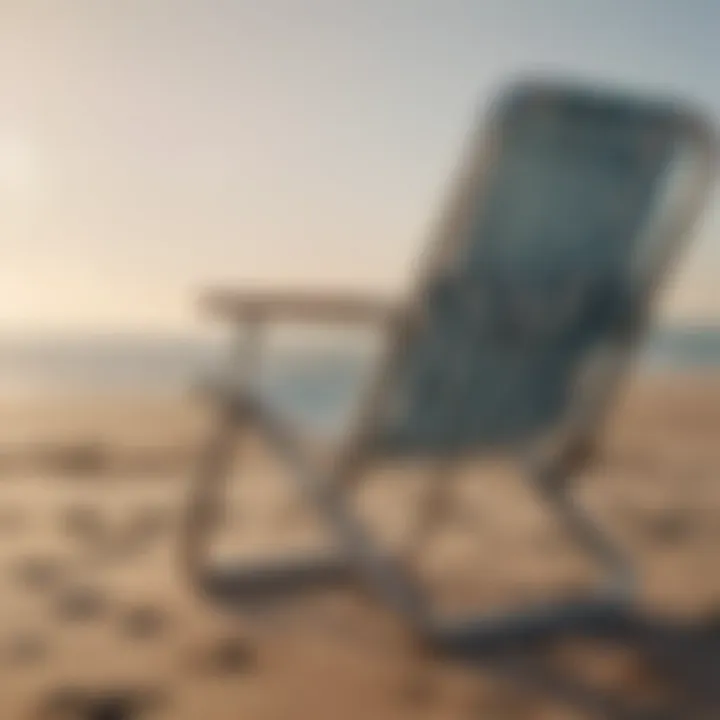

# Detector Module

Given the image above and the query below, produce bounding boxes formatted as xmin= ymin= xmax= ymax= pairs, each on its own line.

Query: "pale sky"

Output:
xmin=1 ymin=0 xmax=719 ymax=334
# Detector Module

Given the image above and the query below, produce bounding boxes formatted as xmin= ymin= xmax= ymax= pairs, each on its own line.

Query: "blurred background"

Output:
xmin=1 ymin=2 xmax=719 ymax=719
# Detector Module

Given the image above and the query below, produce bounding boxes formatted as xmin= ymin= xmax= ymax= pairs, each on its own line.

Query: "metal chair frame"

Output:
xmin=181 ymin=81 xmax=717 ymax=655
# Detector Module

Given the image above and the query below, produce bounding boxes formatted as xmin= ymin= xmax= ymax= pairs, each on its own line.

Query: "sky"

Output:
xmin=1 ymin=0 xmax=720 ymax=335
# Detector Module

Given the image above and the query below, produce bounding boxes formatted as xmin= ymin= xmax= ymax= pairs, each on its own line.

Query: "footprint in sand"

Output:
xmin=60 ymin=504 xmax=172 ymax=564
xmin=188 ymin=635 xmax=258 ymax=677
xmin=54 ymin=584 xmax=109 ymax=622
xmin=4 ymin=632 xmax=47 ymax=666
xmin=128 ymin=506 xmax=173 ymax=540
xmin=34 ymin=685 xmax=165 ymax=720
xmin=11 ymin=554 xmax=65 ymax=592
xmin=118 ymin=604 xmax=169 ymax=641
xmin=113 ymin=507 xmax=174 ymax=558
xmin=642 ymin=508 xmax=696 ymax=546
xmin=60 ymin=504 xmax=108 ymax=547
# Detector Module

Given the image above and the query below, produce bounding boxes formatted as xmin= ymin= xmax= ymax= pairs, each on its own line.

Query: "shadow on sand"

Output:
xmin=459 ymin=609 xmax=720 ymax=719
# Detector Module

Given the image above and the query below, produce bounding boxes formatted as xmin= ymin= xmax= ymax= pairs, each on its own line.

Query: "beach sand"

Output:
xmin=0 ymin=372 xmax=718 ymax=718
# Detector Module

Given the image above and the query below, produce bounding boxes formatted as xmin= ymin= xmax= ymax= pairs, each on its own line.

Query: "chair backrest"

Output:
xmin=369 ymin=81 xmax=716 ymax=458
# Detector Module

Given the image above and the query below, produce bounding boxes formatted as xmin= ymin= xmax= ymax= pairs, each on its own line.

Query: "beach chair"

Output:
xmin=181 ymin=80 xmax=717 ymax=655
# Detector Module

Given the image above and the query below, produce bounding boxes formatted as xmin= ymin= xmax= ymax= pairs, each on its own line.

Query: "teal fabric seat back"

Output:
xmin=376 ymin=83 xmax=710 ymax=455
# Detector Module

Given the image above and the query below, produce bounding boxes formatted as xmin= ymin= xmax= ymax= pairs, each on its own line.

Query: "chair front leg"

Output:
xmin=420 ymin=464 xmax=636 ymax=656
xmin=182 ymin=320 xmax=360 ymax=610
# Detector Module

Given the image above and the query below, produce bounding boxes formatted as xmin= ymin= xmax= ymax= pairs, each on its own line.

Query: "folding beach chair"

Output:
xmin=181 ymin=80 xmax=717 ymax=655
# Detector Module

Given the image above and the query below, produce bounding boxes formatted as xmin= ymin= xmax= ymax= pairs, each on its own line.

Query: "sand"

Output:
xmin=0 ymin=372 xmax=718 ymax=718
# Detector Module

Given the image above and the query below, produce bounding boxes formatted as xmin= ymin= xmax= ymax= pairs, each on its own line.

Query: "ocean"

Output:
xmin=0 ymin=332 xmax=379 ymax=432
xmin=1 ymin=326 xmax=718 ymax=431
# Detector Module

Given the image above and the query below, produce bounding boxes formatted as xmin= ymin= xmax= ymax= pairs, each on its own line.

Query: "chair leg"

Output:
xmin=421 ymin=477 xmax=636 ymax=656
xmin=254 ymin=404 xmax=432 ymax=623
xmin=181 ymin=401 xmax=357 ymax=611
xmin=184 ymin=390 xmax=636 ymax=652
xmin=208 ymin=407 xmax=635 ymax=650
xmin=536 ymin=481 xmax=635 ymax=601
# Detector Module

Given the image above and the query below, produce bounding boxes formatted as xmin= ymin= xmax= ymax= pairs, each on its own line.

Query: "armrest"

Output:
xmin=200 ymin=287 xmax=402 ymax=325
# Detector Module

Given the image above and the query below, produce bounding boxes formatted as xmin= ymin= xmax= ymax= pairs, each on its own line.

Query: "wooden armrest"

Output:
xmin=200 ymin=287 xmax=401 ymax=324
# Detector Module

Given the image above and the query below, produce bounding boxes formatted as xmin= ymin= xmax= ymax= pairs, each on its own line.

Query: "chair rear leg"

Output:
xmin=421 ymin=472 xmax=636 ymax=656
xmin=537 ymin=481 xmax=635 ymax=602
